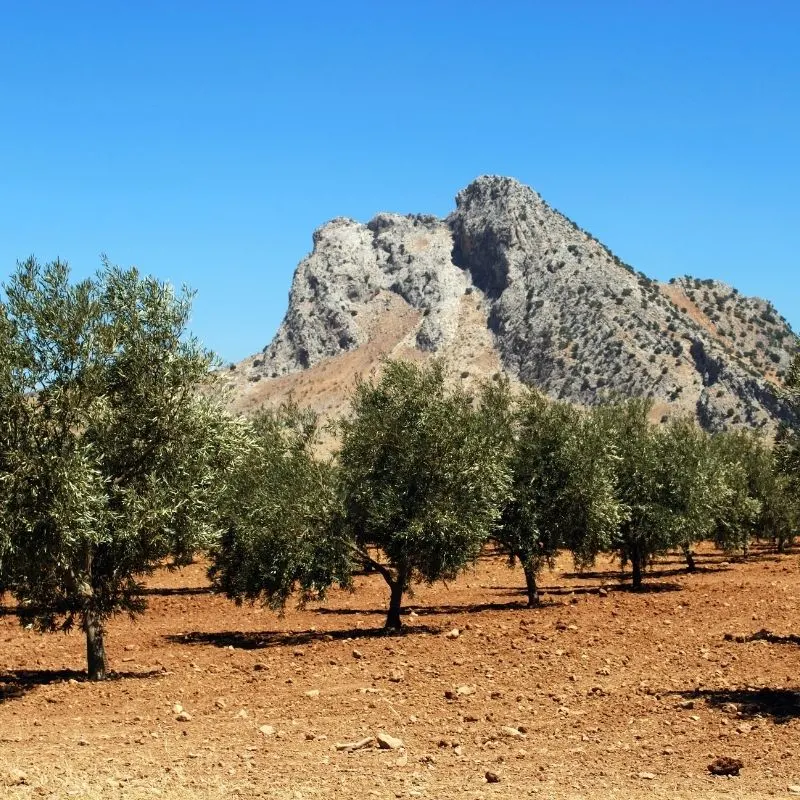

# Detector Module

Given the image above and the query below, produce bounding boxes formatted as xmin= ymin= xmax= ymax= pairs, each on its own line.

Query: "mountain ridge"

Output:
xmin=225 ymin=176 xmax=795 ymax=430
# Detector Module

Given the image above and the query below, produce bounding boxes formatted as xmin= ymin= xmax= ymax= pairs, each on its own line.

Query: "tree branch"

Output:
xmin=337 ymin=538 xmax=396 ymax=587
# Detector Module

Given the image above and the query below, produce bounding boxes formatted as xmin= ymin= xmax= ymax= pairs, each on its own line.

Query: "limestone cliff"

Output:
xmin=228 ymin=176 xmax=795 ymax=430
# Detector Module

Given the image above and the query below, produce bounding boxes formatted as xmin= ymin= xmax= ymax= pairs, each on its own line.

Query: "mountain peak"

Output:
xmin=227 ymin=177 xmax=795 ymax=431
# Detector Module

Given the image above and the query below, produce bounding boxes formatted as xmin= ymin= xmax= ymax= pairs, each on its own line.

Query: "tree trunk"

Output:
xmin=631 ymin=545 xmax=643 ymax=591
xmin=523 ymin=562 xmax=539 ymax=607
xmin=682 ymin=544 xmax=697 ymax=572
xmin=84 ymin=610 xmax=108 ymax=681
xmin=386 ymin=580 xmax=404 ymax=630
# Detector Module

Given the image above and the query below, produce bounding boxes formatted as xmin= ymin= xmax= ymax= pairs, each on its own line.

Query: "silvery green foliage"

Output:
xmin=776 ymin=349 xmax=800 ymax=485
xmin=709 ymin=430 xmax=768 ymax=554
xmin=711 ymin=427 xmax=799 ymax=553
xmin=0 ymin=257 xmax=230 ymax=634
xmin=335 ymin=360 xmax=510 ymax=625
xmin=593 ymin=400 xmax=721 ymax=588
xmin=656 ymin=417 xmax=719 ymax=557
xmin=488 ymin=387 xmax=623 ymax=603
xmin=209 ymin=404 xmax=350 ymax=608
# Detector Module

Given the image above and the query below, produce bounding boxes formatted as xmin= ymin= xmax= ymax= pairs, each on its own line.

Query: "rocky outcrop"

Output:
xmin=236 ymin=176 xmax=795 ymax=431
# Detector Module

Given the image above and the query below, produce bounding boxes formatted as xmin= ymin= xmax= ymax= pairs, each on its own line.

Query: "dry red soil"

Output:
xmin=2 ymin=546 xmax=800 ymax=800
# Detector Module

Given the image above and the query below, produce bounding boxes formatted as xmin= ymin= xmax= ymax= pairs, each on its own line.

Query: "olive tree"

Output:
xmin=491 ymin=389 xmax=623 ymax=605
xmin=709 ymin=430 xmax=768 ymax=556
xmin=0 ymin=257 xmax=232 ymax=679
xmin=658 ymin=417 xmax=720 ymax=571
xmin=593 ymin=401 xmax=706 ymax=589
xmin=713 ymin=429 xmax=800 ymax=554
xmin=335 ymin=360 xmax=509 ymax=629
xmin=776 ymin=350 xmax=800 ymax=491
xmin=209 ymin=404 xmax=350 ymax=608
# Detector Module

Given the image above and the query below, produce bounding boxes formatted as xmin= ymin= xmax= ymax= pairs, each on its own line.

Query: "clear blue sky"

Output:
xmin=1 ymin=1 xmax=798 ymax=362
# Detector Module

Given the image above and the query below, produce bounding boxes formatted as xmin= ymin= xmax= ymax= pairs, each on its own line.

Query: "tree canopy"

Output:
xmin=0 ymin=258 xmax=230 ymax=679
xmin=335 ymin=360 xmax=509 ymax=628
xmin=209 ymin=404 xmax=350 ymax=608
xmin=593 ymin=401 xmax=720 ymax=588
xmin=491 ymin=388 xmax=622 ymax=605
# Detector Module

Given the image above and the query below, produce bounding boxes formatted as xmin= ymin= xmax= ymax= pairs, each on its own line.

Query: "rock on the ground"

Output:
xmin=335 ymin=737 xmax=375 ymax=753
xmin=376 ymin=732 xmax=404 ymax=750
xmin=708 ymin=757 xmax=744 ymax=776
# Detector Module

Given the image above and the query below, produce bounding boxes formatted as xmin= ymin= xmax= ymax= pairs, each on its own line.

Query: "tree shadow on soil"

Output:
xmin=315 ymin=600 xmax=542 ymax=618
xmin=0 ymin=667 xmax=164 ymax=703
xmin=675 ymin=687 xmax=800 ymax=723
xmin=166 ymin=624 xmax=442 ymax=650
xmin=561 ymin=564 xmax=727 ymax=581
xmin=312 ymin=582 xmax=684 ymax=620
xmin=489 ymin=583 xmax=684 ymax=596
xmin=725 ymin=629 xmax=800 ymax=646
xmin=136 ymin=586 xmax=214 ymax=597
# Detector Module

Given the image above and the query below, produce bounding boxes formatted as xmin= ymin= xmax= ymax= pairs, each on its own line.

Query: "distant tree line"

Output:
xmin=0 ymin=258 xmax=798 ymax=679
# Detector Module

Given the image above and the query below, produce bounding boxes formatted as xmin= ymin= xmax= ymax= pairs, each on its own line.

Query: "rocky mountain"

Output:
xmin=226 ymin=176 xmax=795 ymax=430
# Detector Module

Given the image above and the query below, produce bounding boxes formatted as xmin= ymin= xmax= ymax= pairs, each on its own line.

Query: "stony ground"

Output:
xmin=2 ymin=546 xmax=800 ymax=800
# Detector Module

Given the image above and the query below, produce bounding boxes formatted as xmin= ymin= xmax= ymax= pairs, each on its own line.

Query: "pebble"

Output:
xmin=352 ymin=649 xmax=365 ymax=660
xmin=501 ymin=726 xmax=525 ymax=739
xmin=638 ymin=771 xmax=656 ymax=780
xmin=485 ymin=771 xmax=501 ymax=783
xmin=8 ymin=770 xmax=28 ymax=786
xmin=305 ymin=689 xmax=320 ymax=698
xmin=388 ymin=668 xmax=405 ymax=682
xmin=259 ymin=725 xmax=276 ymax=737
xmin=175 ymin=711 xmax=192 ymax=722
xmin=456 ymin=685 xmax=476 ymax=696
xmin=788 ymin=785 xmax=800 ymax=795
xmin=445 ymin=629 xmax=460 ymax=639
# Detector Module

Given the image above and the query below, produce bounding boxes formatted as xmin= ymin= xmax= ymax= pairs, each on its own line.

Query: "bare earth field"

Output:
xmin=2 ymin=547 xmax=800 ymax=800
